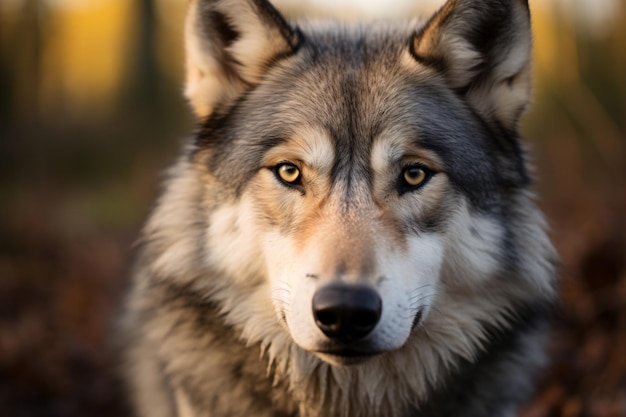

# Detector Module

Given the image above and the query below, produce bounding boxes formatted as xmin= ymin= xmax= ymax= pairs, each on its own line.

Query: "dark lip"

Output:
xmin=411 ymin=307 xmax=424 ymax=330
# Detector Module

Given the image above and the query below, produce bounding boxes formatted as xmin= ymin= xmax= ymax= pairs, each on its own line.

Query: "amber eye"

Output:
xmin=275 ymin=163 xmax=301 ymax=184
xmin=402 ymin=166 xmax=428 ymax=187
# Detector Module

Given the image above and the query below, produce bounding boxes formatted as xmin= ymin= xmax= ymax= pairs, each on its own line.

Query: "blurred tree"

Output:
xmin=128 ymin=0 xmax=163 ymax=116
xmin=0 ymin=0 xmax=46 ymax=124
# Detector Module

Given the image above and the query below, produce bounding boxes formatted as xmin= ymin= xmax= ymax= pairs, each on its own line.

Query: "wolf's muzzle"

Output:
xmin=312 ymin=285 xmax=382 ymax=341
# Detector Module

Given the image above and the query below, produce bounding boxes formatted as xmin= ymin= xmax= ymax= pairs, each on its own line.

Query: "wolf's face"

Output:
xmin=252 ymin=70 xmax=450 ymax=363
xmin=184 ymin=0 xmax=551 ymax=367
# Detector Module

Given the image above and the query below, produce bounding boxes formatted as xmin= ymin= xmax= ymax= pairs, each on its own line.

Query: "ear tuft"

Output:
xmin=185 ymin=0 xmax=300 ymax=119
xmin=208 ymin=10 xmax=241 ymax=47
xmin=412 ymin=0 xmax=533 ymax=129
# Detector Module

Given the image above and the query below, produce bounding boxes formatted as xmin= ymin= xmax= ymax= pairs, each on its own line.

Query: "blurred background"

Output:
xmin=0 ymin=0 xmax=624 ymax=416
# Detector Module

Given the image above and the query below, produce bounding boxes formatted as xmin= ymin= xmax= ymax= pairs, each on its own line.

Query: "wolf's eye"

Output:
xmin=401 ymin=165 xmax=431 ymax=189
xmin=274 ymin=163 xmax=301 ymax=185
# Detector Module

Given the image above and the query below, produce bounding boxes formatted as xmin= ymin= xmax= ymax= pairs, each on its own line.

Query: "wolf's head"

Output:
xmin=169 ymin=0 xmax=555 ymax=368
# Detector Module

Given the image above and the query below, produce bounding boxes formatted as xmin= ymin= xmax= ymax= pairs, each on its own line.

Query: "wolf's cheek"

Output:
xmin=205 ymin=193 xmax=266 ymax=285
xmin=372 ymin=233 xmax=444 ymax=347
xmin=439 ymin=199 xmax=507 ymax=288
xmin=262 ymin=232 xmax=325 ymax=348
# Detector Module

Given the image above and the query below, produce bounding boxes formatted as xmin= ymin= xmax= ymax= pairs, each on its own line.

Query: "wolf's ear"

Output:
xmin=184 ymin=0 xmax=300 ymax=119
xmin=412 ymin=0 xmax=532 ymax=129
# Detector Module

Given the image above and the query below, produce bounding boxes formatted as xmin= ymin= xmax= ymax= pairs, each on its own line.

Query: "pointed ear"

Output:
xmin=412 ymin=0 xmax=532 ymax=129
xmin=184 ymin=0 xmax=300 ymax=119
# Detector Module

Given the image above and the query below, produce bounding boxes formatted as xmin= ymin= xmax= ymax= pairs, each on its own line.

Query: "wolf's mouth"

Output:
xmin=313 ymin=348 xmax=382 ymax=365
xmin=320 ymin=349 xmax=381 ymax=357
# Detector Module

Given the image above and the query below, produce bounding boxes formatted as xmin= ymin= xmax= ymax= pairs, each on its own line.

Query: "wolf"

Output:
xmin=119 ymin=0 xmax=557 ymax=416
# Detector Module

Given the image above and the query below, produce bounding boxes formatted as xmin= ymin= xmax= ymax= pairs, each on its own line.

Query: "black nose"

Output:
xmin=312 ymin=285 xmax=382 ymax=341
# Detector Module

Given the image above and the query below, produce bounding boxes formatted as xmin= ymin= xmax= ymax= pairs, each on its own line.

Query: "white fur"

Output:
xmin=263 ymin=226 xmax=444 ymax=354
xmin=440 ymin=200 xmax=505 ymax=287
xmin=205 ymin=195 xmax=266 ymax=285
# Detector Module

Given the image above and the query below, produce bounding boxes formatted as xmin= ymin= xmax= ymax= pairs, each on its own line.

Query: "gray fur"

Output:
xmin=119 ymin=1 xmax=557 ymax=416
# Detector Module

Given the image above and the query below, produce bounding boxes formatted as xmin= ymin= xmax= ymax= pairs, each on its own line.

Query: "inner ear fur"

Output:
xmin=412 ymin=0 xmax=533 ymax=130
xmin=184 ymin=0 xmax=300 ymax=119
